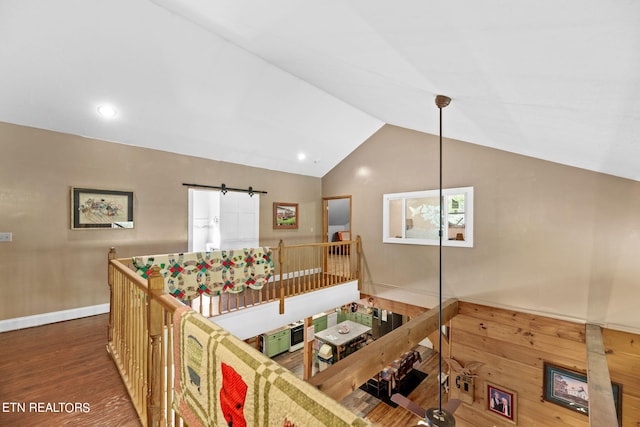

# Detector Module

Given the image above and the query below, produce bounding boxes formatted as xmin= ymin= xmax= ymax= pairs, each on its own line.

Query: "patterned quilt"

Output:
xmin=132 ymin=248 xmax=273 ymax=301
xmin=173 ymin=306 xmax=372 ymax=427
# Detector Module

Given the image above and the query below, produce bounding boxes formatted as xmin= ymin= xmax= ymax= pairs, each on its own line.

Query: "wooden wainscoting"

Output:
xmin=448 ymin=302 xmax=640 ymax=427
xmin=602 ymin=328 xmax=640 ymax=426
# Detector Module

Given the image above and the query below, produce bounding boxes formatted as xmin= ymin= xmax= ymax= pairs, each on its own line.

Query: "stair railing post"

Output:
xmin=356 ymin=235 xmax=362 ymax=291
xmin=278 ymin=240 xmax=285 ymax=314
xmin=107 ymin=247 xmax=117 ymax=343
xmin=147 ymin=267 xmax=164 ymax=427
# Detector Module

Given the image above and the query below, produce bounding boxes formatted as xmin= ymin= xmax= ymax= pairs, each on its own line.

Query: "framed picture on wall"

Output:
xmin=485 ymin=382 xmax=517 ymax=424
xmin=273 ymin=202 xmax=298 ymax=229
xmin=543 ymin=362 xmax=622 ymax=423
xmin=71 ymin=187 xmax=134 ymax=229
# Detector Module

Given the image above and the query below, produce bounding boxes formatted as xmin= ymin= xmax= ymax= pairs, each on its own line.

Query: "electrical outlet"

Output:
xmin=0 ymin=232 xmax=12 ymax=242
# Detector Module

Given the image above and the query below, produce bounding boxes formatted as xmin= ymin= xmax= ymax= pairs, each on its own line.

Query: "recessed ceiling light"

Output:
xmin=97 ymin=104 xmax=117 ymax=119
xmin=297 ymin=153 xmax=306 ymax=161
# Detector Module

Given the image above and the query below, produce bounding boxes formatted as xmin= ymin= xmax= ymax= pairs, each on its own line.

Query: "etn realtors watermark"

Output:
xmin=2 ymin=401 xmax=90 ymax=413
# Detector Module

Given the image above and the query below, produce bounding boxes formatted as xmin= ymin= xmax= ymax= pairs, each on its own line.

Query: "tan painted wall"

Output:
xmin=322 ymin=124 xmax=640 ymax=332
xmin=449 ymin=302 xmax=640 ymax=427
xmin=0 ymin=122 xmax=321 ymax=320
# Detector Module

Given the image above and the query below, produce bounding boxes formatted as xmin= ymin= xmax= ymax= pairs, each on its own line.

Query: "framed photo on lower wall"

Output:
xmin=485 ymin=382 xmax=517 ymax=424
xmin=543 ymin=362 xmax=622 ymax=423
xmin=71 ymin=187 xmax=134 ymax=229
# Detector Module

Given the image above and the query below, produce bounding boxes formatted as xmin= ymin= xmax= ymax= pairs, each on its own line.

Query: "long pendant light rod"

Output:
xmin=182 ymin=182 xmax=267 ymax=196
xmin=432 ymin=94 xmax=452 ymax=427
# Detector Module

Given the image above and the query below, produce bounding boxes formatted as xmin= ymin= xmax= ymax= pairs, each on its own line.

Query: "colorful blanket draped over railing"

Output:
xmin=173 ymin=306 xmax=372 ymax=427
xmin=133 ymin=248 xmax=274 ymax=301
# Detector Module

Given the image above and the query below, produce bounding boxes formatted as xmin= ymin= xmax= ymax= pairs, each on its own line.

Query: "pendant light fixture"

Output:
xmin=390 ymin=95 xmax=461 ymax=424
xmin=426 ymin=94 xmax=455 ymax=427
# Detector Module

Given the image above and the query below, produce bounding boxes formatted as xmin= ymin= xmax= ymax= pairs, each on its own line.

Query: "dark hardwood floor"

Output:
xmin=0 ymin=314 xmax=139 ymax=427
xmin=1 ymin=314 xmax=444 ymax=426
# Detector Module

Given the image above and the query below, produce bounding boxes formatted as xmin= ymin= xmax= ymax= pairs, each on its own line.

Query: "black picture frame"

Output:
xmin=543 ymin=362 xmax=621 ymax=423
xmin=71 ymin=187 xmax=134 ymax=229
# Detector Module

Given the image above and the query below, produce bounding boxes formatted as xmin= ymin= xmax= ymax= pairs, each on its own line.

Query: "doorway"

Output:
xmin=188 ymin=189 xmax=260 ymax=252
xmin=322 ymin=196 xmax=352 ymax=243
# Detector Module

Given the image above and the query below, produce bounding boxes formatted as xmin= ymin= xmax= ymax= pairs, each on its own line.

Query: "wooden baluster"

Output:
xmin=304 ymin=249 xmax=308 ymax=292
xmin=311 ymin=247 xmax=316 ymax=289
xmin=317 ymin=246 xmax=322 ymax=289
xmin=302 ymin=248 xmax=307 ymax=291
xmin=294 ymin=250 xmax=298 ymax=295
xmin=315 ymin=246 xmax=318 ymax=287
xmin=294 ymin=248 xmax=299 ymax=295
xmin=311 ymin=247 xmax=316 ymax=290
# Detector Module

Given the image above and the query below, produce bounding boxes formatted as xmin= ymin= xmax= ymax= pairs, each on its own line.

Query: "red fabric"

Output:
xmin=219 ymin=363 xmax=248 ymax=427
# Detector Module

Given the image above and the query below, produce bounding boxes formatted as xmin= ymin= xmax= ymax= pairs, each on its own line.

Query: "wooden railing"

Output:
xmin=107 ymin=250 xmax=183 ymax=426
xmin=107 ymin=237 xmax=361 ymax=426
xmin=187 ymin=237 xmax=361 ymax=316
xmin=276 ymin=237 xmax=361 ymax=314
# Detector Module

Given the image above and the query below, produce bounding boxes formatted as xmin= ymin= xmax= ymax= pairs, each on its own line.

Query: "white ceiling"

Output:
xmin=1 ymin=0 xmax=639 ymax=180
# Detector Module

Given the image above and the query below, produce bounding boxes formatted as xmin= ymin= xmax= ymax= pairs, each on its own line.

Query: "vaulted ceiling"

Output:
xmin=1 ymin=1 xmax=639 ymax=180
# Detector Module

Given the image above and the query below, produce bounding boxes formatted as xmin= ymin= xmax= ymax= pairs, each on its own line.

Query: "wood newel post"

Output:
xmin=278 ymin=240 xmax=285 ymax=314
xmin=147 ymin=267 xmax=164 ymax=427
xmin=303 ymin=316 xmax=313 ymax=380
xmin=107 ymin=247 xmax=117 ymax=342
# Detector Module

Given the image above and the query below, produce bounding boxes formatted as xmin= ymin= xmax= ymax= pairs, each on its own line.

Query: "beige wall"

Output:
xmin=0 ymin=122 xmax=321 ymax=320
xmin=322 ymin=124 xmax=640 ymax=332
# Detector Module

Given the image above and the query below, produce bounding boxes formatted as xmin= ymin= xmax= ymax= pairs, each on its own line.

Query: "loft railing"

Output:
xmin=181 ymin=237 xmax=360 ymax=316
xmin=106 ymin=237 xmax=361 ymax=426
xmin=107 ymin=251 xmax=182 ymax=426
xmin=275 ymin=237 xmax=361 ymax=313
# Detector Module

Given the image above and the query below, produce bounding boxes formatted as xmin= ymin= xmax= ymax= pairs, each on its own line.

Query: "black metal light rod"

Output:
xmin=182 ymin=182 xmax=268 ymax=195
xmin=435 ymin=94 xmax=451 ymax=423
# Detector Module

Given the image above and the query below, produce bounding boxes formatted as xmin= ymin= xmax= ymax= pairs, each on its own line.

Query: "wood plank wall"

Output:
xmin=603 ymin=328 xmax=640 ymax=426
xmin=448 ymin=302 xmax=639 ymax=427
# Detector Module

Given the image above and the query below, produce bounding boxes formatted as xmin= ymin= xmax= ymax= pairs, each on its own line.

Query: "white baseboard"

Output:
xmin=0 ymin=304 xmax=110 ymax=333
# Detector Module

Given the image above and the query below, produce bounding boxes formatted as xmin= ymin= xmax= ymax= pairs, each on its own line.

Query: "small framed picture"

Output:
xmin=273 ymin=202 xmax=298 ymax=229
xmin=486 ymin=382 xmax=517 ymax=424
xmin=543 ymin=362 xmax=622 ymax=423
xmin=71 ymin=187 xmax=134 ymax=229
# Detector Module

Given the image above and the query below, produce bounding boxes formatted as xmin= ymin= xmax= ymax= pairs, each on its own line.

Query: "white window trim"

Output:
xmin=382 ymin=186 xmax=474 ymax=248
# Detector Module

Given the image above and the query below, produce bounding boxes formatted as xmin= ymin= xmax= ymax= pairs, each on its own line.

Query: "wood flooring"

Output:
xmin=0 ymin=314 xmax=139 ymax=427
xmin=1 ymin=314 xmax=446 ymax=427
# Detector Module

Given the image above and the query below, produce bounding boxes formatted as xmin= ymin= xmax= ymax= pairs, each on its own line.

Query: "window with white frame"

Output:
xmin=382 ymin=187 xmax=473 ymax=247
